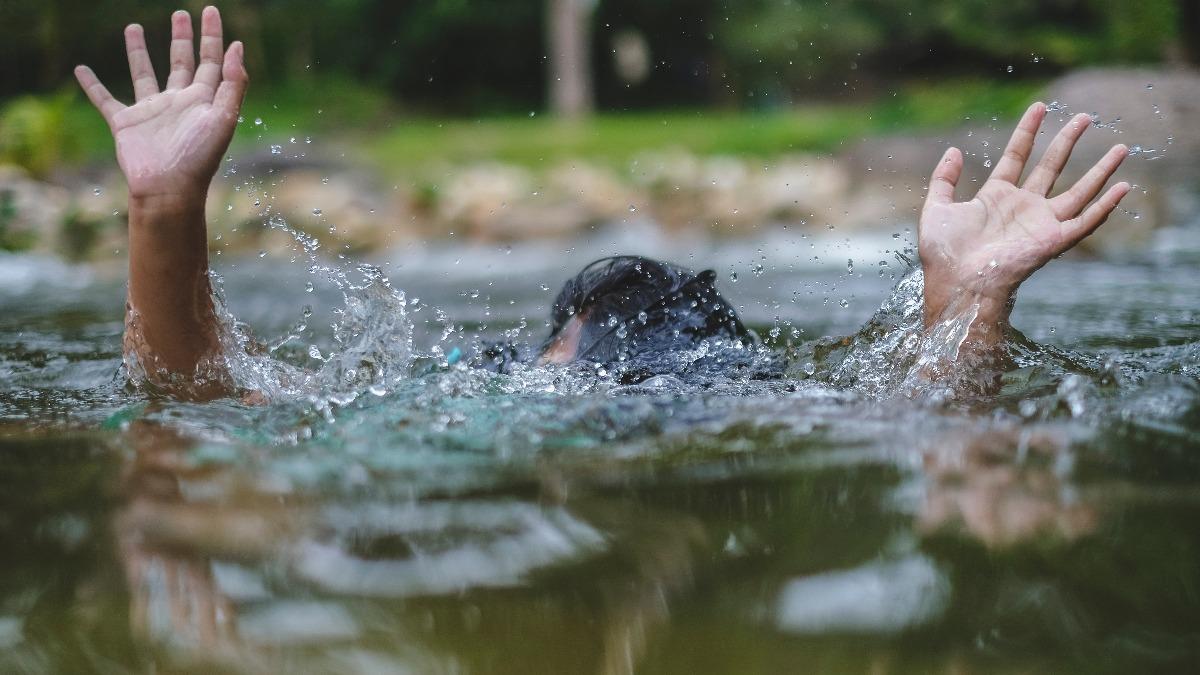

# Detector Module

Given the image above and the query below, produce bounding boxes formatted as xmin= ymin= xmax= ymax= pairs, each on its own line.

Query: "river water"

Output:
xmin=0 ymin=218 xmax=1197 ymax=674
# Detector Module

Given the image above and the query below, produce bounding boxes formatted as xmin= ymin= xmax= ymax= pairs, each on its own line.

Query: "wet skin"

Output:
xmin=73 ymin=6 xmax=1131 ymax=400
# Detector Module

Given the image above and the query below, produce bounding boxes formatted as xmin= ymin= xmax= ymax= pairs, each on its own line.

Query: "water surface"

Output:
xmin=1 ymin=220 xmax=1198 ymax=674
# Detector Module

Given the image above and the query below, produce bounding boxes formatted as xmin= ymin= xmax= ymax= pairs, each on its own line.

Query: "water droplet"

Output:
xmin=258 ymin=250 xmax=267 ymax=258
xmin=92 ymin=187 xmax=102 ymax=196
xmin=253 ymin=117 xmax=263 ymax=126
xmin=304 ymin=281 xmax=314 ymax=293
xmin=1006 ymin=65 xmax=1014 ymax=73
xmin=729 ymin=271 xmax=739 ymax=282
xmin=270 ymin=144 xmax=282 ymax=154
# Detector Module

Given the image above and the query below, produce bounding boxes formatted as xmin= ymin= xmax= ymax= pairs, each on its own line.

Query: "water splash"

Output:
xmin=811 ymin=266 xmax=1005 ymax=401
xmin=1043 ymin=100 xmax=1169 ymax=160
xmin=125 ymin=215 xmax=423 ymax=407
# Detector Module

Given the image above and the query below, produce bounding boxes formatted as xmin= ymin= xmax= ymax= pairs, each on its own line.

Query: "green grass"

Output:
xmin=361 ymin=79 xmax=1046 ymax=174
xmin=18 ymin=77 xmax=1044 ymax=176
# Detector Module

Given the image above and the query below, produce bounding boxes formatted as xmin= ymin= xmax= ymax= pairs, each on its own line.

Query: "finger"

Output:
xmin=213 ymin=42 xmax=249 ymax=117
xmin=1065 ymin=181 xmax=1130 ymax=245
xmin=926 ymin=146 xmax=962 ymax=206
xmin=1050 ymin=144 xmax=1128 ymax=220
xmin=989 ymin=102 xmax=1046 ymax=185
xmin=1024 ymin=113 xmax=1092 ymax=195
xmin=124 ymin=24 xmax=159 ymax=101
xmin=74 ymin=65 xmax=125 ymax=125
xmin=194 ymin=6 xmax=224 ymax=92
xmin=165 ymin=10 xmax=195 ymax=90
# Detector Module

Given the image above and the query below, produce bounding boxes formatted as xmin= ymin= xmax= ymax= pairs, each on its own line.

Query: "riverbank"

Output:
xmin=1 ymin=69 xmax=1196 ymax=262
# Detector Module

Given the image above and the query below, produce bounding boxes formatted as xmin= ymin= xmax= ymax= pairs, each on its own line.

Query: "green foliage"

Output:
xmin=365 ymin=79 xmax=1042 ymax=174
xmin=720 ymin=0 xmax=1181 ymax=100
xmin=0 ymin=0 xmax=1185 ymax=115
xmin=1099 ymin=0 xmax=1181 ymax=62
xmin=0 ymin=90 xmax=76 ymax=178
xmin=0 ymin=190 xmax=36 ymax=252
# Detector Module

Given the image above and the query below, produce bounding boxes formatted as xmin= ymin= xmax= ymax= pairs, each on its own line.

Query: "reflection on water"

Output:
xmin=0 ymin=221 xmax=1198 ymax=673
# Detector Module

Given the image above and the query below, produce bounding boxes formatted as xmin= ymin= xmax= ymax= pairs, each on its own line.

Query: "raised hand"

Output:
xmin=72 ymin=7 xmax=248 ymax=398
xmin=74 ymin=7 xmax=247 ymax=200
xmin=919 ymin=102 xmax=1129 ymax=336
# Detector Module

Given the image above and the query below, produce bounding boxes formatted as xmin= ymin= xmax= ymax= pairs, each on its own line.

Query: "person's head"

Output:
xmin=537 ymin=256 xmax=750 ymax=365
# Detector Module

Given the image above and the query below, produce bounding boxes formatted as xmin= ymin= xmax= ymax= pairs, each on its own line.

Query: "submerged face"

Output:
xmin=537 ymin=256 xmax=751 ymax=365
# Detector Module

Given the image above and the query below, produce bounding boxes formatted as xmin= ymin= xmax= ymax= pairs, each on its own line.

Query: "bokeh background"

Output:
xmin=1 ymin=0 xmax=1197 ymax=261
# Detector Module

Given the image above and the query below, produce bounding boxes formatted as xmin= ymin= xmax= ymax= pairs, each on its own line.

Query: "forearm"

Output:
xmin=914 ymin=274 xmax=1015 ymax=395
xmin=125 ymin=191 xmax=223 ymax=381
xmin=922 ymin=280 xmax=1012 ymax=357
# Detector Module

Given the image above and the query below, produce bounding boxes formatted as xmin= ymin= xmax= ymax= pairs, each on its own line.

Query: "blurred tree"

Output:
xmin=0 ymin=0 xmax=1189 ymax=112
xmin=1179 ymin=0 xmax=1200 ymax=64
xmin=718 ymin=0 xmax=1184 ymax=104
xmin=547 ymin=0 xmax=596 ymax=118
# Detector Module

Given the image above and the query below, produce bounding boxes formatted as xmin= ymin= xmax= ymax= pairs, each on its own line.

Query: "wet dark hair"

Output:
xmin=541 ymin=255 xmax=752 ymax=363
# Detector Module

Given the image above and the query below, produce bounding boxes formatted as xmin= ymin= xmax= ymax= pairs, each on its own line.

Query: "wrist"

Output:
xmin=129 ymin=190 xmax=208 ymax=214
xmin=923 ymin=275 xmax=1014 ymax=329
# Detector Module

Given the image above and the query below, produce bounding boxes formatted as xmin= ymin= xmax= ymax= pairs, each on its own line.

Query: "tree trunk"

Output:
xmin=546 ymin=0 xmax=594 ymax=119
xmin=1181 ymin=0 xmax=1200 ymax=65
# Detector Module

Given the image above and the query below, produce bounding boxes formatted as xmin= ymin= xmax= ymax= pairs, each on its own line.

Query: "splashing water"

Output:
xmin=5 ymin=212 xmax=1199 ymax=674
xmin=178 ymin=215 xmax=420 ymax=408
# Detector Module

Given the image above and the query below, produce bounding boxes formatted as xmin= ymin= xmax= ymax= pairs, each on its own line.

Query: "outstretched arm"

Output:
xmin=919 ymin=102 xmax=1129 ymax=355
xmin=75 ymin=7 xmax=247 ymax=397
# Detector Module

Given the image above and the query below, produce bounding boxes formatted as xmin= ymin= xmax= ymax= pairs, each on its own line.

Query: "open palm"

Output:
xmin=75 ymin=7 xmax=247 ymax=199
xmin=919 ymin=103 xmax=1129 ymax=326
